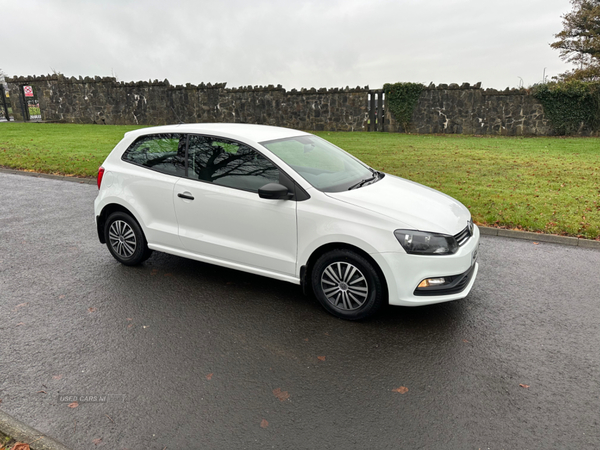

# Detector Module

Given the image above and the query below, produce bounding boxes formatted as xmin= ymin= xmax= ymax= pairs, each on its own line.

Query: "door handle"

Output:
xmin=177 ymin=192 xmax=194 ymax=200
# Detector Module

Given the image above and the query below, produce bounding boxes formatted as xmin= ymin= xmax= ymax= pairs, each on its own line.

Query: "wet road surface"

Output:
xmin=1 ymin=172 xmax=599 ymax=449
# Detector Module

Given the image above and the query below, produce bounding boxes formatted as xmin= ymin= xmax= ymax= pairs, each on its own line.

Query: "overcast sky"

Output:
xmin=1 ymin=0 xmax=573 ymax=90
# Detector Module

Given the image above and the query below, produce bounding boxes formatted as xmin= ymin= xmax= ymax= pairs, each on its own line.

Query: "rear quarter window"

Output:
xmin=122 ymin=134 xmax=185 ymax=177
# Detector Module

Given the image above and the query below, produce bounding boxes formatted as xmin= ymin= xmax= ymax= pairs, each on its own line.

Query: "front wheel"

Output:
xmin=311 ymin=249 xmax=386 ymax=320
xmin=104 ymin=212 xmax=152 ymax=266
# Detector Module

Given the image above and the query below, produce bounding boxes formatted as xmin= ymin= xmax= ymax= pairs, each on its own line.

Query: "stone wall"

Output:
xmin=385 ymin=82 xmax=555 ymax=136
xmin=8 ymin=75 xmax=592 ymax=135
xmin=5 ymin=75 xmax=370 ymax=132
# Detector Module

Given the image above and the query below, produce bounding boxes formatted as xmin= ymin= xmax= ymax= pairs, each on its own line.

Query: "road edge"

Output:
xmin=479 ymin=226 xmax=600 ymax=249
xmin=1 ymin=167 xmax=599 ymax=249
xmin=0 ymin=410 xmax=73 ymax=450
xmin=0 ymin=167 xmax=96 ymax=185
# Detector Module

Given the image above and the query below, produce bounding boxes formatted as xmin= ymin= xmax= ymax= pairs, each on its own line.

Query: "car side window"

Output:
xmin=122 ymin=134 xmax=185 ymax=177
xmin=186 ymin=134 xmax=279 ymax=192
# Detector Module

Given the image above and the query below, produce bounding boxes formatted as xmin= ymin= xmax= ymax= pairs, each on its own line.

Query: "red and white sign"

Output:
xmin=23 ymin=86 xmax=34 ymax=97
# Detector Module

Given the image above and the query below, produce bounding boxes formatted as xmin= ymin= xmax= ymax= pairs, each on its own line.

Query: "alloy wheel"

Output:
xmin=320 ymin=261 xmax=369 ymax=311
xmin=108 ymin=219 xmax=137 ymax=258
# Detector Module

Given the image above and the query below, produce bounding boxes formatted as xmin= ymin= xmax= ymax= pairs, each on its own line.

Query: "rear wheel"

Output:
xmin=104 ymin=212 xmax=152 ymax=265
xmin=311 ymin=249 xmax=385 ymax=320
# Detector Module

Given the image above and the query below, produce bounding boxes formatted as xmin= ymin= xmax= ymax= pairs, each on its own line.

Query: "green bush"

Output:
xmin=383 ymin=82 xmax=424 ymax=131
xmin=532 ymin=81 xmax=600 ymax=135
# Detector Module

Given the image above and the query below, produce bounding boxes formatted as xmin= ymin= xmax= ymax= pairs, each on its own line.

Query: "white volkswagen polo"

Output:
xmin=95 ymin=123 xmax=479 ymax=320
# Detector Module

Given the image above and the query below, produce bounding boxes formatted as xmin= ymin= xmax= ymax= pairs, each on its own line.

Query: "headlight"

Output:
xmin=394 ymin=229 xmax=459 ymax=255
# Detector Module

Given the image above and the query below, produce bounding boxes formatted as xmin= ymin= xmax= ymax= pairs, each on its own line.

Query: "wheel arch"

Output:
xmin=301 ymin=242 xmax=388 ymax=301
xmin=96 ymin=203 xmax=142 ymax=244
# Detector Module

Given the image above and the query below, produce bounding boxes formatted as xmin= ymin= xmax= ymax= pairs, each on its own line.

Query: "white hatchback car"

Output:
xmin=95 ymin=123 xmax=479 ymax=320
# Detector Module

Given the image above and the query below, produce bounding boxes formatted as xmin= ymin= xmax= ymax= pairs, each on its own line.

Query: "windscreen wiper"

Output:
xmin=348 ymin=170 xmax=382 ymax=190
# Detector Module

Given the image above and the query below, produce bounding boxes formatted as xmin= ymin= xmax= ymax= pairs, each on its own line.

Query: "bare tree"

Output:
xmin=0 ymin=68 xmax=7 ymax=88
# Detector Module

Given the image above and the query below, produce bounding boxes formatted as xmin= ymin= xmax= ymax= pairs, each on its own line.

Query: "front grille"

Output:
xmin=454 ymin=221 xmax=472 ymax=247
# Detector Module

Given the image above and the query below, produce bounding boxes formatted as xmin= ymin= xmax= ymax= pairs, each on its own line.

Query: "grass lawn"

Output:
xmin=0 ymin=123 xmax=144 ymax=177
xmin=1 ymin=122 xmax=599 ymax=239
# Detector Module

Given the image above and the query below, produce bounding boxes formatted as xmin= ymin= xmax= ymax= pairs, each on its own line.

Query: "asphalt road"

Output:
xmin=1 ymin=172 xmax=599 ymax=450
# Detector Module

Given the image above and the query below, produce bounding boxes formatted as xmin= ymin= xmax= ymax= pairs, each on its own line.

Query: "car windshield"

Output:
xmin=261 ymin=135 xmax=378 ymax=192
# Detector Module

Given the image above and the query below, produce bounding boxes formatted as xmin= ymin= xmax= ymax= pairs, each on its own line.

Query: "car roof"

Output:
xmin=124 ymin=123 xmax=310 ymax=144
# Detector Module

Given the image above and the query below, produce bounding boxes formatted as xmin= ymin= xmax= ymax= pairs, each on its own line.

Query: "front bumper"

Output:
xmin=372 ymin=225 xmax=480 ymax=306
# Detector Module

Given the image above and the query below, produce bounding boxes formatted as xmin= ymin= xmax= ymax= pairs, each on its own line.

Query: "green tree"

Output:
xmin=552 ymin=0 xmax=600 ymax=81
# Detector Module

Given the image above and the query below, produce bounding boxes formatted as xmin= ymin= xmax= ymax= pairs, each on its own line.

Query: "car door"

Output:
xmin=173 ymin=134 xmax=297 ymax=278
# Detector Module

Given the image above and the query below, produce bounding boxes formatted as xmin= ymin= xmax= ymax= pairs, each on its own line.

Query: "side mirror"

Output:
xmin=258 ymin=183 xmax=290 ymax=200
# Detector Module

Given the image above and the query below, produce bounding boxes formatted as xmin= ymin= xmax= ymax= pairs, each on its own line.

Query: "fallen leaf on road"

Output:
xmin=317 ymin=356 xmax=326 ymax=361
xmin=10 ymin=443 xmax=30 ymax=450
xmin=392 ymin=386 xmax=409 ymax=394
xmin=88 ymin=307 xmax=97 ymax=313
xmin=533 ymin=242 xmax=539 ymax=245
xmin=273 ymin=388 xmax=290 ymax=402
xmin=519 ymin=384 xmax=530 ymax=388
xmin=59 ymin=295 xmax=65 ymax=299
xmin=68 ymin=402 xmax=79 ymax=408
xmin=260 ymin=419 xmax=269 ymax=428
xmin=462 ymin=339 xmax=470 ymax=343
xmin=206 ymin=373 xmax=213 ymax=380
xmin=92 ymin=438 xmax=102 ymax=445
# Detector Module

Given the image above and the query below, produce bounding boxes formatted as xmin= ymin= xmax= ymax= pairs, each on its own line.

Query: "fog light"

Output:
xmin=418 ymin=278 xmax=447 ymax=288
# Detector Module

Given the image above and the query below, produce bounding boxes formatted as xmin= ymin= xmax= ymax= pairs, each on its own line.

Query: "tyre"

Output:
xmin=104 ymin=212 xmax=152 ymax=266
xmin=311 ymin=249 xmax=386 ymax=320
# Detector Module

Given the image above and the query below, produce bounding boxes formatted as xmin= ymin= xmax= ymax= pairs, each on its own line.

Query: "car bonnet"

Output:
xmin=324 ymin=174 xmax=471 ymax=235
